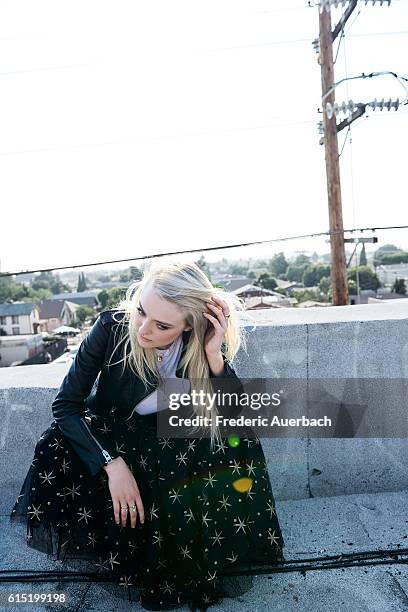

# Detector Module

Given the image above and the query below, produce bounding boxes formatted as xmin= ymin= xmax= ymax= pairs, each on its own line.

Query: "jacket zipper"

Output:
xmin=80 ymin=417 xmax=114 ymax=464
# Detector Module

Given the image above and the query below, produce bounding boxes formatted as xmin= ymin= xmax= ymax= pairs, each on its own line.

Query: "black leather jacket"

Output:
xmin=51 ymin=309 xmax=244 ymax=477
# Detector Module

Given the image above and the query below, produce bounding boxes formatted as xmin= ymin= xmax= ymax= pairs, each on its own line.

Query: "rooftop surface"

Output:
xmin=2 ymin=301 xmax=408 ymax=611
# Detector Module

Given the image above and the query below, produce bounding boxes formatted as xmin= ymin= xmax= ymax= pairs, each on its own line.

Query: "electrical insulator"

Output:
xmin=320 ymin=0 xmax=348 ymax=10
xmin=312 ymin=38 xmax=320 ymax=53
xmin=347 ymin=99 xmax=355 ymax=113
xmin=368 ymin=97 xmax=400 ymax=111
xmin=364 ymin=0 xmax=391 ymax=5
xmin=319 ymin=0 xmax=391 ymax=9
xmin=317 ymin=121 xmax=324 ymax=134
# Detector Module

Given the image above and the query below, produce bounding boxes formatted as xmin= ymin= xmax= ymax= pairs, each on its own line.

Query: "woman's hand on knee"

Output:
xmin=103 ymin=456 xmax=145 ymax=528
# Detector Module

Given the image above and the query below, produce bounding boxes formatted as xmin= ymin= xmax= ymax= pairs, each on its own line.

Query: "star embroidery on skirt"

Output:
xmin=128 ymin=541 xmax=138 ymax=554
xmin=49 ymin=438 xmax=64 ymax=450
xmin=206 ymin=570 xmax=217 ymax=584
xmin=203 ymin=471 xmax=218 ymax=487
xmin=226 ymin=552 xmax=238 ymax=563
xmin=95 ymin=557 xmax=109 ymax=571
xmin=65 ymin=482 xmax=81 ymax=499
xmin=266 ymin=501 xmax=277 ymax=518
xmin=246 ymin=488 xmax=256 ymax=500
xmin=245 ymin=515 xmax=255 ymax=530
xmin=184 ymin=507 xmax=195 ymax=522
xmin=210 ymin=529 xmax=225 ymax=546
xmin=152 ymin=531 xmax=163 ymax=547
xmin=157 ymin=558 xmax=167 ymax=568
xmin=119 ymin=576 xmax=134 ymax=587
xmin=267 ymin=528 xmax=281 ymax=548
xmin=61 ymin=458 xmax=71 ymax=474
xmin=116 ymin=442 xmax=126 ymax=455
xmin=233 ymin=516 xmax=247 ymax=534
xmin=246 ymin=460 xmax=256 ymax=477
xmin=213 ymin=439 xmax=227 ymax=454
xmin=186 ymin=440 xmax=197 ymax=452
xmin=217 ymin=494 xmax=232 ymax=511
xmin=228 ymin=459 xmax=241 ymax=475
xmin=168 ymin=488 xmax=183 ymax=504
xmin=198 ymin=491 xmax=209 ymax=504
xmin=160 ymin=580 xmax=175 ymax=594
xmin=179 ymin=545 xmax=192 ymax=559
xmin=27 ymin=504 xmax=44 ymax=521
xmin=77 ymin=507 xmax=93 ymax=525
xmin=87 ymin=533 xmax=98 ymax=547
xmin=138 ymin=454 xmax=148 ymax=469
xmin=39 ymin=470 xmax=56 ymax=486
xmin=176 ymin=451 xmax=188 ymax=466
xmin=158 ymin=438 xmax=173 ymax=449
xmin=149 ymin=502 xmax=159 ymax=520
xmin=201 ymin=512 xmax=213 ymax=527
xmin=108 ymin=552 xmax=120 ymax=569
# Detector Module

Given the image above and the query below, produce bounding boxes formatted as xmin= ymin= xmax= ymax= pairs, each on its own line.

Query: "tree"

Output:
xmin=230 ymin=264 xmax=248 ymax=275
xmin=302 ymin=264 xmax=331 ymax=287
xmin=392 ymin=278 xmax=406 ymax=295
xmin=99 ymin=287 xmax=128 ymax=310
xmin=347 ymin=265 xmax=381 ymax=291
xmin=359 ymin=244 xmax=367 ymax=266
xmin=318 ymin=276 xmax=331 ymax=295
xmin=75 ymin=305 xmax=95 ymax=325
xmin=77 ymin=272 xmax=88 ymax=292
xmin=373 ymin=244 xmax=400 ymax=266
xmin=255 ymin=273 xmax=277 ymax=290
xmin=294 ymin=254 xmax=311 ymax=266
xmin=195 ymin=256 xmax=211 ymax=279
xmin=286 ymin=265 xmax=307 ymax=282
xmin=269 ymin=253 xmax=288 ymax=277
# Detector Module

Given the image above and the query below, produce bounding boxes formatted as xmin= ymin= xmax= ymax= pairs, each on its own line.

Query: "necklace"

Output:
xmin=155 ymin=336 xmax=180 ymax=362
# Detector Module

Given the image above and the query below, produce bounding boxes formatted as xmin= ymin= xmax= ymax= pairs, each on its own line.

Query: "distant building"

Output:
xmin=51 ymin=291 xmax=101 ymax=309
xmin=211 ymin=276 xmax=253 ymax=292
xmin=297 ymin=300 xmax=331 ymax=308
xmin=38 ymin=299 xmax=79 ymax=333
xmin=229 ymin=284 xmax=296 ymax=309
xmin=0 ymin=302 xmax=40 ymax=335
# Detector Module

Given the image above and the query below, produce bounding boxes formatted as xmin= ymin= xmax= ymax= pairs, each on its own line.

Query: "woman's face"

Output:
xmin=135 ymin=282 xmax=192 ymax=350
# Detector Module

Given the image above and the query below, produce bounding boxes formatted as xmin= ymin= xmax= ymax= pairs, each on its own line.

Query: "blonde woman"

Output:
xmin=10 ymin=260 xmax=285 ymax=611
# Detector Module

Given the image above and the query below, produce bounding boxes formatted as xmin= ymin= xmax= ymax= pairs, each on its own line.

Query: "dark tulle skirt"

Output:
xmin=10 ymin=409 xmax=285 ymax=609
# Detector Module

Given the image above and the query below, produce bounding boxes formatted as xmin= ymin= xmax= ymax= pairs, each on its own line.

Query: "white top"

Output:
xmin=131 ymin=333 xmax=188 ymax=416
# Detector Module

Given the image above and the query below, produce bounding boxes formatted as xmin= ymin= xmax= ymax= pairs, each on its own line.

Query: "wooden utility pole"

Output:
xmin=319 ymin=6 xmax=349 ymax=306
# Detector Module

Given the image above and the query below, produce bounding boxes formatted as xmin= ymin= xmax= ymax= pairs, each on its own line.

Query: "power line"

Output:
xmin=1 ymin=224 xmax=407 ymax=278
xmin=2 ymin=545 xmax=408 ymax=582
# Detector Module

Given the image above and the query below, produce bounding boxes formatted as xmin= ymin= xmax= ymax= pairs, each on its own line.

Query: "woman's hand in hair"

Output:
xmin=103 ymin=456 xmax=145 ymax=528
xmin=202 ymin=295 xmax=230 ymax=358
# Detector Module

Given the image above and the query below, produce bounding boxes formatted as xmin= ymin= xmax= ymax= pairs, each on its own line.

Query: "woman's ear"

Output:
xmin=184 ymin=325 xmax=193 ymax=332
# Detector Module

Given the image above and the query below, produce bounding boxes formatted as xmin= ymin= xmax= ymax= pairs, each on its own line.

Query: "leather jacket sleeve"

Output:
xmin=51 ymin=314 xmax=119 ymax=477
xmin=209 ymin=351 xmax=245 ymax=419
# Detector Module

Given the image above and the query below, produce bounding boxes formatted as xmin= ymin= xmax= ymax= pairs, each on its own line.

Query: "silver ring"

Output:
xmin=120 ymin=506 xmax=128 ymax=511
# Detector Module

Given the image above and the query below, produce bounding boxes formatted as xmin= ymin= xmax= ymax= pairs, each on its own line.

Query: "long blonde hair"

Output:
xmin=107 ymin=259 xmax=248 ymax=449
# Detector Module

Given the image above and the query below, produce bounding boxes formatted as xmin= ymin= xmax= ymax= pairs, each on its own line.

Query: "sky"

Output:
xmin=0 ymin=0 xmax=407 ymax=275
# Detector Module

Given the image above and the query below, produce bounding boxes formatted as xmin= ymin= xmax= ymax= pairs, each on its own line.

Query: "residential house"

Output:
xmin=38 ymin=299 xmax=79 ymax=333
xmin=0 ymin=302 xmax=41 ymax=335
xmin=51 ymin=290 xmax=101 ymax=309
